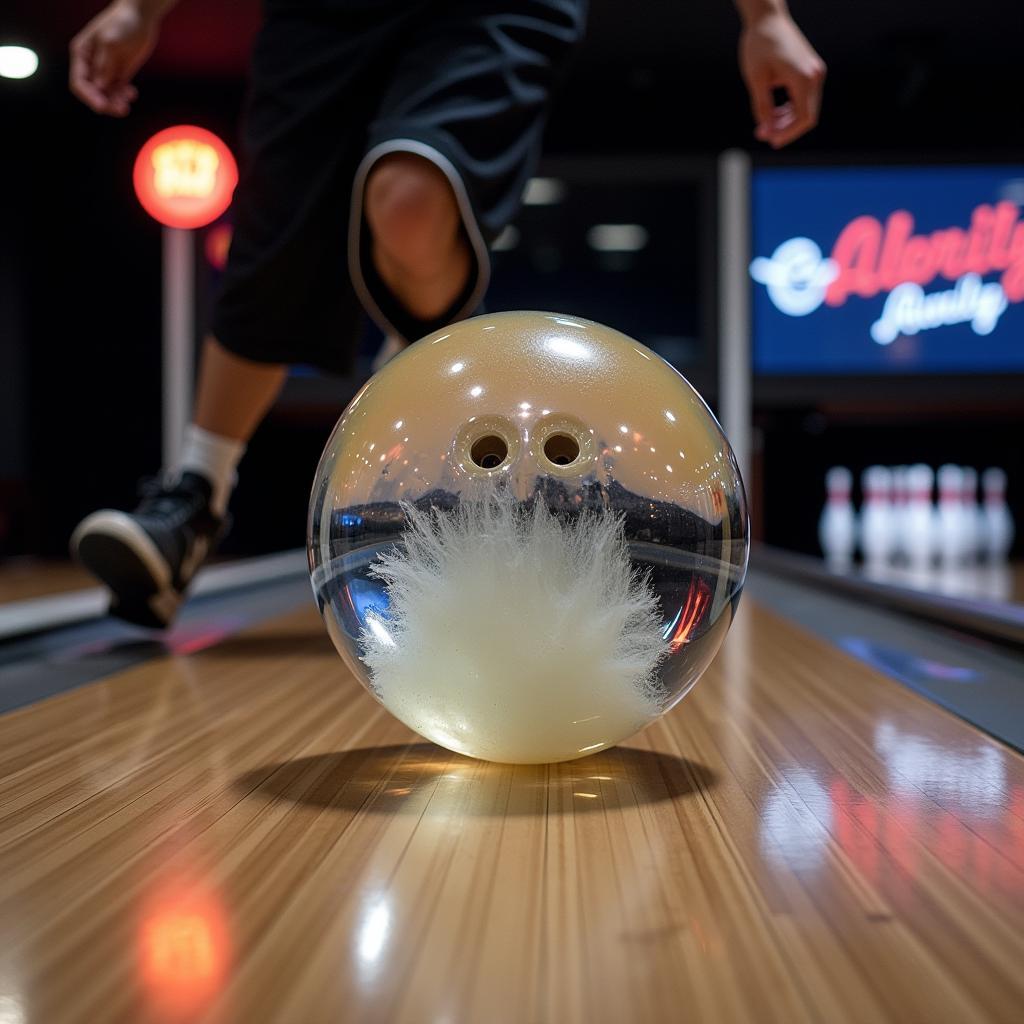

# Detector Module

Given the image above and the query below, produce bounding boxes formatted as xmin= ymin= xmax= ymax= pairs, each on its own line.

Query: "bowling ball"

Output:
xmin=308 ymin=312 xmax=748 ymax=764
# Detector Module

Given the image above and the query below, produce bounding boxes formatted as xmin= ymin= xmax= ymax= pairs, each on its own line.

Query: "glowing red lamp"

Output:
xmin=133 ymin=125 xmax=238 ymax=229
xmin=133 ymin=126 xmax=238 ymax=467
xmin=133 ymin=125 xmax=238 ymax=466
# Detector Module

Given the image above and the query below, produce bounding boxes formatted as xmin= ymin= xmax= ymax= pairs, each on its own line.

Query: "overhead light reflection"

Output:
xmin=357 ymin=897 xmax=391 ymax=967
xmin=0 ymin=995 xmax=24 ymax=1024
xmin=545 ymin=335 xmax=591 ymax=360
xmin=366 ymin=615 xmax=395 ymax=648
xmin=760 ymin=771 xmax=834 ymax=870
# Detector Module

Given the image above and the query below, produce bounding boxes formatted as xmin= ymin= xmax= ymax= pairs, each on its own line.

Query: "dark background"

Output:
xmin=1 ymin=0 xmax=1022 ymax=561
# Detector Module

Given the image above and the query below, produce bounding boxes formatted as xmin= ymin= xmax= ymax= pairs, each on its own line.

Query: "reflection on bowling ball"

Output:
xmin=308 ymin=312 xmax=748 ymax=764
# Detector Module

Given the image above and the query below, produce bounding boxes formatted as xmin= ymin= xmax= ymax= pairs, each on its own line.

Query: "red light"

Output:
xmin=138 ymin=878 xmax=231 ymax=1019
xmin=667 ymin=577 xmax=711 ymax=652
xmin=205 ymin=222 xmax=233 ymax=270
xmin=134 ymin=125 xmax=238 ymax=229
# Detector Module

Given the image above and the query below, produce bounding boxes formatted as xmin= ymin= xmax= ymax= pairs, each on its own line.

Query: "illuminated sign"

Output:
xmin=750 ymin=167 xmax=1024 ymax=375
xmin=134 ymin=125 xmax=238 ymax=229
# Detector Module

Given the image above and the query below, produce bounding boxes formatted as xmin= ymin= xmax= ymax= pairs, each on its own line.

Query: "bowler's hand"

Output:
xmin=739 ymin=12 xmax=826 ymax=148
xmin=70 ymin=1 xmax=159 ymax=116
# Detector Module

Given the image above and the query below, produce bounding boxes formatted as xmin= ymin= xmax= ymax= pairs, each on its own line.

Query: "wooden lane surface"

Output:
xmin=0 ymin=600 xmax=1022 ymax=1024
xmin=0 ymin=561 xmax=94 ymax=604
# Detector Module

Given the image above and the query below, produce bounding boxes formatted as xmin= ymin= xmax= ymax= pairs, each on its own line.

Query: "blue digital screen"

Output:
xmin=751 ymin=165 xmax=1024 ymax=375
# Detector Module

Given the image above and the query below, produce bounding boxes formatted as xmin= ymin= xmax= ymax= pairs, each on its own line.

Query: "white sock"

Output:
xmin=175 ymin=424 xmax=246 ymax=517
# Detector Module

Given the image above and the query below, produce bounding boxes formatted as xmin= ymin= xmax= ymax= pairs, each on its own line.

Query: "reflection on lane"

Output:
xmin=138 ymin=874 xmax=232 ymax=1021
xmin=758 ymin=717 xmax=1024 ymax=900
xmin=760 ymin=770 xmax=834 ymax=871
xmin=0 ymin=993 xmax=24 ymax=1024
xmin=356 ymin=894 xmax=392 ymax=983
xmin=874 ymin=719 xmax=1008 ymax=813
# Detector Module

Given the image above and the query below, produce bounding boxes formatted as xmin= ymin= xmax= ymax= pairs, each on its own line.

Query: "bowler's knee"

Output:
xmin=364 ymin=153 xmax=461 ymax=271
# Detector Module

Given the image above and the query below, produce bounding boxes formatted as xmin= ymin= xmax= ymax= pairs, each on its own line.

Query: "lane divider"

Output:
xmin=0 ymin=550 xmax=308 ymax=641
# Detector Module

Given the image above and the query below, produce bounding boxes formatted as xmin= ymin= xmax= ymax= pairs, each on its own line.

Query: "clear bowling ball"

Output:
xmin=308 ymin=312 xmax=748 ymax=764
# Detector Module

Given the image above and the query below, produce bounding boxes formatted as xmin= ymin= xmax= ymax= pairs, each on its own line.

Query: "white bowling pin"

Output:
xmin=904 ymin=464 xmax=938 ymax=567
xmin=937 ymin=464 xmax=967 ymax=563
xmin=981 ymin=467 xmax=1014 ymax=561
xmin=860 ymin=465 xmax=895 ymax=565
xmin=891 ymin=465 xmax=909 ymax=563
xmin=819 ymin=466 xmax=856 ymax=567
xmin=959 ymin=466 xmax=980 ymax=561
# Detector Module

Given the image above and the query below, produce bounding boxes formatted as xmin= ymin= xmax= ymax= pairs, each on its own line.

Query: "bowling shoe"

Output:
xmin=71 ymin=472 xmax=228 ymax=628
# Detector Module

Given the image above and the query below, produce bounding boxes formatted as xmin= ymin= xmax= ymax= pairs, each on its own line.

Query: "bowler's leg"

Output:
xmin=364 ymin=152 xmax=472 ymax=323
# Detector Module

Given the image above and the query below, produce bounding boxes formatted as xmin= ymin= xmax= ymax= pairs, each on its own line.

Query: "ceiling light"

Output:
xmin=587 ymin=224 xmax=649 ymax=252
xmin=0 ymin=46 xmax=38 ymax=80
xmin=523 ymin=177 xmax=566 ymax=205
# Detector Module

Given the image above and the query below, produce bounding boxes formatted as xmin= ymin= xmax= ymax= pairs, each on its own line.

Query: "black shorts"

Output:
xmin=212 ymin=0 xmax=587 ymax=374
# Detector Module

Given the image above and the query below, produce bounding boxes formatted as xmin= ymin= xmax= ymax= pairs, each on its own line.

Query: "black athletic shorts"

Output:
xmin=212 ymin=0 xmax=587 ymax=374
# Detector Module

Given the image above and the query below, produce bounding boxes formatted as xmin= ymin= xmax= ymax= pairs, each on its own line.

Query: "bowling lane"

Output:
xmin=1 ymin=594 xmax=1023 ymax=1023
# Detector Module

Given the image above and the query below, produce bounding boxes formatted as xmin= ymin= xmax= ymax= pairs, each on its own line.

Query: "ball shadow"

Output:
xmin=236 ymin=742 xmax=716 ymax=817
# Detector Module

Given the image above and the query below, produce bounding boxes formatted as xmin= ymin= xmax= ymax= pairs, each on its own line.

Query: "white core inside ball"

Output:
xmin=360 ymin=491 xmax=670 ymax=763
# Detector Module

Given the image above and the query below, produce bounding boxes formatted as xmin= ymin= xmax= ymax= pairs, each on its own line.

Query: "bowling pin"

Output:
xmin=891 ymin=465 xmax=909 ymax=563
xmin=937 ymin=464 xmax=967 ymax=563
xmin=819 ymin=466 xmax=856 ymax=567
xmin=960 ymin=466 xmax=980 ymax=562
xmin=981 ymin=467 xmax=1014 ymax=561
xmin=904 ymin=464 xmax=938 ymax=567
xmin=859 ymin=465 xmax=895 ymax=565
